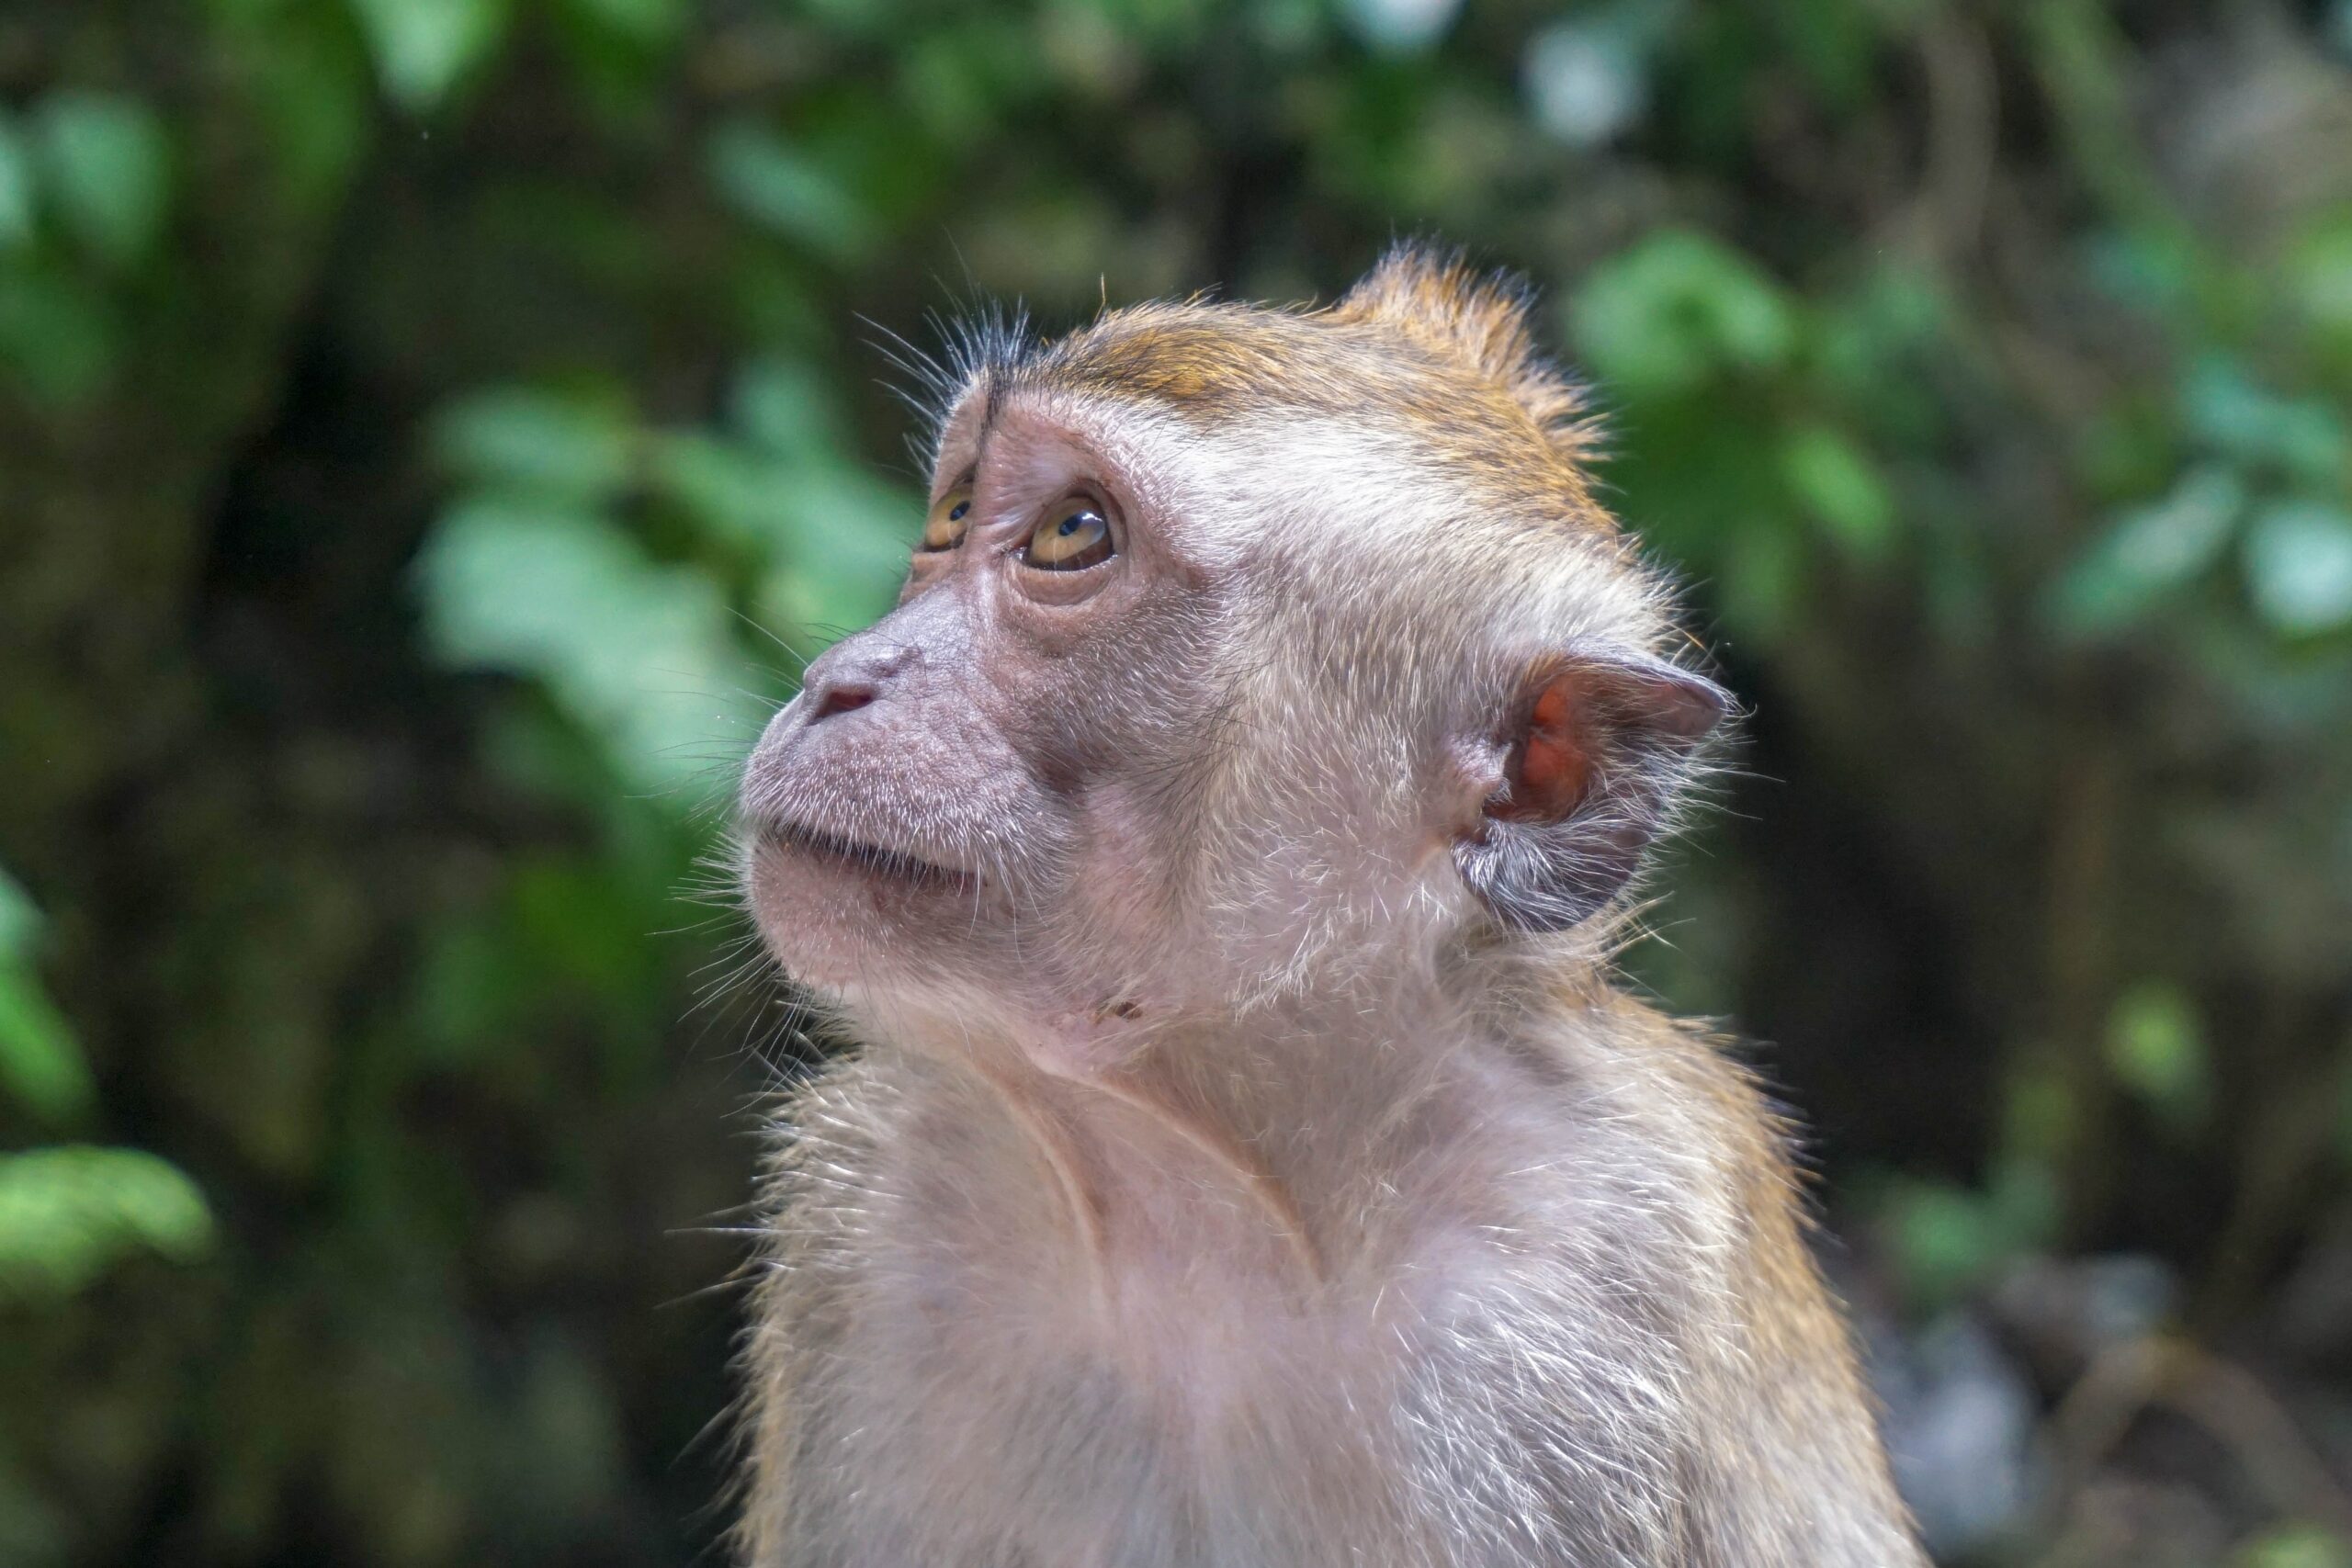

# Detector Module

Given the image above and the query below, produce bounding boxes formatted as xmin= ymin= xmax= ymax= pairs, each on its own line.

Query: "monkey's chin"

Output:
xmin=745 ymin=827 xmax=984 ymax=995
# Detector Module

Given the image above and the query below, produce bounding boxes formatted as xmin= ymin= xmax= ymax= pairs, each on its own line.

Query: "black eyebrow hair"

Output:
xmin=965 ymin=419 xmax=995 ymax=488
xmin=903 ymin=300 xmax=1036 ymax=464
xmin=971 ymin=367 xmax=1011 ymax=472
xmin=978 ymin=356 xmax=1012 ymax=433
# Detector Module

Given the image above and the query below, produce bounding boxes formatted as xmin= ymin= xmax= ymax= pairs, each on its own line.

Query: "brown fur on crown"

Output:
xmin=991 ymin=243 xmax=1613 ymax=530
xmin=1327 ymin=243 xmax=1598 ymax=461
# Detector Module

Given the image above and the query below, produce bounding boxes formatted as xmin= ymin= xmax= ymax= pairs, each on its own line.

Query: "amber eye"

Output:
xmin=922 ymin=485 xmax=973 ymax=552
xmin=1023 ymin=499 xmax=1115 ymax=571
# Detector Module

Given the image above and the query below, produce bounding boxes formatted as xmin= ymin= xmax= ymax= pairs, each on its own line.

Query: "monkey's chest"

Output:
xmin=777 ymin=1218 xmax=1476 ymax=1567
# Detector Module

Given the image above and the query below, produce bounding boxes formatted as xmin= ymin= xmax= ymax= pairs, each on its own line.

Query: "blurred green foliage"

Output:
xmin=3 ymin=0 xmax=2351 ymax=1564
xmin=0 ymin=871 xmax=214 ymax=1306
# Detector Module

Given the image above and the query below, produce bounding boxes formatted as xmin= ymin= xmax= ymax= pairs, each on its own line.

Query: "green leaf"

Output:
xmin=0 ymin=265 xmax=119 ymax=405
xmin=1779 ymin=424 xmax=1894 ymax=557
xmin=706 ymin=118 xmax=875 ymax=261
xmin=2001 ymin=1062 xmax=2076 ymax=1167
xmin=2235 ymin=1525 xmax=2352 ymax=1568
xmin=508 ymin=857 xmax=656 ymax=1003
xmin=230 ymin=4 xmax=374 ymax=216
xmin=650 ymin=415 xmax=911 ymax=646
xmin=0 ymin=113 xmax=35 ymax=250
xmin=730 ymin=357 xmax=848 ymax=459
xmin=2046 ymin=464 xmax=2244 ymax=637
xmin=650 ymin=434 xmax=796 ymax=552
xmin=416 ymin=501 xmax=752 ymax=796
xmin=2285 ymin=214 xmax=2352 ymax=355
xmin=2087 ymin=228 xmax=2197 ymax=321
xmin=2104 ymin=980 xmax=2211 ymax=1134
xmin=0 ymin=871 xmax=95 ymax=1125
xmin=1338 ymin=0 xmax=1464 ymax=54
xmin=347 ymin=0 xmax=514 ymax=111
xmin=652 ymin=423 xmax=915 ymax=561
xmin=1715 ymin=520 xmax=1804 ymax=645
xmin=1984 ymin=1151 xmax=2064 ymax=1253
xmin=2184 ymin=358 xmax=2348 ymax=490
xmin=774 ymin=464 xmax=919 ymax=565
xmin=32 ymin=92 xmax=172 ymax=268
xmin=1881 ymin=1180 xmax=2004 ymax=1305
xmin=0 ymin=964 xmax=96 ymax=1125
xmin=755 ymin=461 xmax=918 ymax=640
xmin=1878 ymin=1156 xmax=2058 ymax=1308
xmin=648 ymin=420 xmax=913 ymax=637
xmin=0 ymin=1145 xmax=213 ymax=1302
xmin=0 ymin=1465 xmax=68 ymax=1568
xmin=1522 ymin=21 xmax=1646 ymax=148
xmin=433 ymin=386 xmax=636 ymax=502
xmin=1571 ymin=231 xmax=1796 ymax=400
xmin=0 ymin=865 xmax=36 ymax=957
xmin=2244 ymin=500 xmax=2352 ymax=636
xmin=406 ymin=911 xmax=527 ymax=1066
xmin=561 ymin=0 xmax=682 ymax=47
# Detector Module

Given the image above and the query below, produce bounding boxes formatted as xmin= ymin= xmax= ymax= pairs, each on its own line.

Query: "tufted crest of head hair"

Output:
xmin=898 ymin=243 xmax=1613 ymax=531
xmin=1327 ymin=243 xmax=1597 ymax=462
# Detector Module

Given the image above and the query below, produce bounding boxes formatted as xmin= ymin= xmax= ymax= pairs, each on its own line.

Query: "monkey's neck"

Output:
xmin=950 ymin=984 xmax=1504 ymax=1309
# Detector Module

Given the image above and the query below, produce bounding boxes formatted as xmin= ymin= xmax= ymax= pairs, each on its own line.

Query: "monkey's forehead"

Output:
xmin=947 ymin=302 xmax=1606 ymax=526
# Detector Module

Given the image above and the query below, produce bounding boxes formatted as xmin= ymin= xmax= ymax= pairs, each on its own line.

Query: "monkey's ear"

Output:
xmin=1332 ymin=243 xmax=1589 ymax=453
xmin=1454 ymin=652 xmax=1729 ymax=934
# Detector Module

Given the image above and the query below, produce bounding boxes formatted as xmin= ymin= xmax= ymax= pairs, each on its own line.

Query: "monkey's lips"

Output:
xmin=756 ymin=819 xmax=978 ymax=895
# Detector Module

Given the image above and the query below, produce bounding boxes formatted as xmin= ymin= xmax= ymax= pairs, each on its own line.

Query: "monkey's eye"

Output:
xmin=1022 ymin=500 xmax=1115 ymax=571
xmin=921 ymin=485 xmax=973 ymax=552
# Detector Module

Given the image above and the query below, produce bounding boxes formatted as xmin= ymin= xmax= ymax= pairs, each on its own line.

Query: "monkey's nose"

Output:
xmin=808 ymin=684 xmax=873 ymax=722
xmin=797 ymin=641 xmax=916 ymax=726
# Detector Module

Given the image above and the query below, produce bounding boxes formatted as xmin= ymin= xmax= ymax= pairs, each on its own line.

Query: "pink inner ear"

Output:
xmin=1501 ymin=678 xmax=1592 ymax=822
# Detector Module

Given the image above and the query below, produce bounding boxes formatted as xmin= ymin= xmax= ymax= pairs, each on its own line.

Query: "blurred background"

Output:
xmin=4 ymin=0 xmax=2351 ymax=1562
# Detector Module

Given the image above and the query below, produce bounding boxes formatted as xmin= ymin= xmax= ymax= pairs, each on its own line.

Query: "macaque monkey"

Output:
xmin=733 ymin=246 xmax=1926 ymax=1567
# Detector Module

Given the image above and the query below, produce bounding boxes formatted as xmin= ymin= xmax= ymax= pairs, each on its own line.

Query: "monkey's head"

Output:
xmin=741 ymin=246 xmax=1726 ymax=1043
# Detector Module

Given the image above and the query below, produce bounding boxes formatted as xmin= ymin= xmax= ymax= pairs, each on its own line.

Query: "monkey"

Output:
xmin=731 ymin=244 xmax=1928 ymax=1568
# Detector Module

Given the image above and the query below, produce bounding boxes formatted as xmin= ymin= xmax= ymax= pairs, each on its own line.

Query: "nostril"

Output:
xmin=798 ymin=638 xmax=914 ymax=724
xmin=808 ymin=683 xmax=876 ymax=723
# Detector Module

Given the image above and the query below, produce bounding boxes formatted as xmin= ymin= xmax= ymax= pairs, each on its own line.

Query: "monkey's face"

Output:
xmin=741 ymin=267 xmax=1727 ymax=1038
xmin=739 ymin=390 xmax=1253 ymax=1029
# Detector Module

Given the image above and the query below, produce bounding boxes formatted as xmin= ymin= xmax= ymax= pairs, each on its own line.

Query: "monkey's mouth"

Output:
xmin=759 ymin=820 xmax=977 ymax=893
